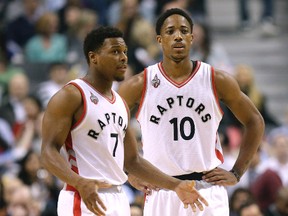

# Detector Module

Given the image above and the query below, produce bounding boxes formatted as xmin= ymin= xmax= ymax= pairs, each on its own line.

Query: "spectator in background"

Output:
xmin=7 ymin=184 xmax=41 ymax=216
xmin=265 ymin=186 xmax=288 ymax=216
xmin=0 ymin=52 xmax=24 ymax=104
xmin=37 ymin=62 xmax=70 ymax=108
xmin=190 ymin=22 xmax=234 ymax=74
xmin=221 ymin=64 xmax=279 ymax=146
xmin=21 ymin=94 xmax=43 ymax=153
xmin=57 ymin=0 xmax=82 ymax=34
xmin=0 ymin=73 xmax=30 ymax=139
xmin=0 ymin=117 xmax=15 ymax=160
xmin=0 ymin=118 xmax=35 ymax=174
xmin=43 ymin=0 xmax=66 ymax=12
xmin=239 ymin=200 xmax=263 ymax=216
xmin=248 ymin=148 xmax=283 ymax=212
xmin=238 ymin=0 xmax=278 ymax=37
xmin=155 ymin=0 xmax=187 ymax=17
xmin=17 ymin=150 xmax=59 ymax=216
xmin=2 ymin=176 xmax=23 ymax=205
xmin=186 ymin=0 xmax=207 ymax=24
xmin=229 ymin=187 xmax=256 ymax=216
xmin=24 ymin=12 xmax=68 ymax=63
xmin=81 ymin=0 xmax=108 ymax=26
xmin=4 ymin=0 xmax=45 ymax=63
xmin=114 ymin=0 xmax=160 ymax=73
xmin=66 ymin=9 xmax=98 ymax=65
xmin=235 ymin=64 xmax=279 ymax=130
xmin=0 ymin=94 xmax=43 ymax=175
xmin=155 ymin=0 xmax=208 ymax=24
xmin=263 ymin=130 xmax=288 ymax=187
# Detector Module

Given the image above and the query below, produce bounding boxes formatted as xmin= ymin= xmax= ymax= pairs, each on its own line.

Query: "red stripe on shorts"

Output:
xmin=73 ymin=192 xmax=81 ymax=216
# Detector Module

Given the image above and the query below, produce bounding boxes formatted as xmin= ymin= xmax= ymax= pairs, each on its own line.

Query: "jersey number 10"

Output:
xmin=169 ymin=117 xmax=195 ymax=141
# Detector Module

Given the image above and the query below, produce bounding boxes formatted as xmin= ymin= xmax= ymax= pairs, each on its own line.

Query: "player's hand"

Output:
xmin=75 ymin=178 xmax=112 ymax=215
xmin=174 ymin=180 xmax=209 ymax=212
xmin=202 ymin=167 xmax=238 ymax=186
xmin=128 ymin=173 xmax=160 ymax=195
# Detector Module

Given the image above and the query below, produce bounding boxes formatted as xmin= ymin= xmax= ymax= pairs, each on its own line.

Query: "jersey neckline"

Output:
xmin=158 ymin=60 xmax=201 ymax=88
xmin=80 ymin=78 xmax=116 ymax=104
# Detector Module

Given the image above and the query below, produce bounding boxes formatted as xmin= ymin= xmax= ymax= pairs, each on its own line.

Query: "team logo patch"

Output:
xmin=151 ymin=74 xmax=160 ymax=88
xmin=90 ymin=92 xmax=98 ymax=104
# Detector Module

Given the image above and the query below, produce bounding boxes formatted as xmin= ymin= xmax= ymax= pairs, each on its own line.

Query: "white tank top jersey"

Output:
xmin=137 ymin=61 xmax=224 ymax=175
xmin=62 ymin=79 xmax=128 ymax=190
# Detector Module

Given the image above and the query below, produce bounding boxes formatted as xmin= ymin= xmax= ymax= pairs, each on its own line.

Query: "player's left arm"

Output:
xmin=203 ymin=69 xmax=265 ymax=186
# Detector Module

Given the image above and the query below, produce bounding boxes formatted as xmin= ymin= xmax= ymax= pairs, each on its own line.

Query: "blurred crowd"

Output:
xmin=0 ymin=0 xmax=287 ymax=216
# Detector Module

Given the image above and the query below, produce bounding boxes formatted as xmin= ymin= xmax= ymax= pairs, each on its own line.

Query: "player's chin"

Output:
xmin=171 ymin=54 xmax=186 ymax=62
xmin=114 ymin=75 xmax=125 ymax=82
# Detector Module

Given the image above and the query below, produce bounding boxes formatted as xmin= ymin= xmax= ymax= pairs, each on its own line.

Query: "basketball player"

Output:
xmin=118 ymin=8 xmax=265 ymax=215
xmin=41 ymin=26 xmax=208 ymax=216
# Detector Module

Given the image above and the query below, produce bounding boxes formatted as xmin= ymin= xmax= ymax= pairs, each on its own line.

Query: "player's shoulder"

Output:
xmin=119 ymin=71 xmax=145 ymax=91
xmin=213 ymin=68 xmax=236 ymax=84
xmin=213 ymin=69 xmax=241 ymax=100
xmin=51 ymin=80 xmax=82 ymax=103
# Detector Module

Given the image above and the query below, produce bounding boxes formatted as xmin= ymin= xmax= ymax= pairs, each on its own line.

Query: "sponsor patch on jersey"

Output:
xmin=90 ymin=92 xmax=98 ymax=104
xmin=151 ymin=74 xmax=160 ymax=88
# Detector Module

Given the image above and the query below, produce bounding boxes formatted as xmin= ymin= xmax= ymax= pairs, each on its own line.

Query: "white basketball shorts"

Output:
xmin=57 ymin=186 xmax=130 ymax=216
xmin=144 ymin=181 xmax=229 ymax=216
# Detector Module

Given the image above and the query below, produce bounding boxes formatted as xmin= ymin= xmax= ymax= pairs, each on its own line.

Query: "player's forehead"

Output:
xmin=102 ymin=37 xmax=127 ymax=50
xmin=162 ymin=14 xmax=191 ymax=31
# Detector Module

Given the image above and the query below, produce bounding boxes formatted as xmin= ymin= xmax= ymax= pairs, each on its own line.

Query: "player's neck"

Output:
xmin=161 ymin=59 xmax=193 ymax=81
xmin=82 ymin=75 xmax=113 ymax=99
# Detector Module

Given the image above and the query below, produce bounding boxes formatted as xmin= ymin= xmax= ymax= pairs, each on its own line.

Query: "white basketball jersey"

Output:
xmin=62 ymin=79 xmax=128 ymax=188
xmin=137 ymin=61 xmax=224 ymax=175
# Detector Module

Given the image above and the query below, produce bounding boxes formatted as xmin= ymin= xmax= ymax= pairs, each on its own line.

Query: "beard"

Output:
xmin=114 ymin=75 xmax=125 ymax=82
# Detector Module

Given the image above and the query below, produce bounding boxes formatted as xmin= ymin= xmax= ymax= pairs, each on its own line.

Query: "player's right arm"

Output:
xmin=41 ymin=84 xmax=110 ymax=215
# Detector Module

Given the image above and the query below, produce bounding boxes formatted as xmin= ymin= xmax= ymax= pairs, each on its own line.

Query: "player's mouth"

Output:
xmin=172 ymin=43 xmax=185 ymax=50
xmin=117 ymin=65 xmax=127 ymax=72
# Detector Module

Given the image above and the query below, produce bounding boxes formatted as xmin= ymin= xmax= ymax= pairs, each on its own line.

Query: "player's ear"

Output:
xmin=89 ymin=51 xmax=97 ymax=64
xmin=156 ymin=35 xmax=162 ymax=44
xmin=190 ymin=33 xmax=194 ymax=44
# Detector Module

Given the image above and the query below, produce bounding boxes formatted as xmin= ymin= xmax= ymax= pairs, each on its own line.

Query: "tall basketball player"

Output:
xmin=41 ymin=26 xmax=208 ymax=216
xmin=118 ymin=8 xmax=265 ymax=216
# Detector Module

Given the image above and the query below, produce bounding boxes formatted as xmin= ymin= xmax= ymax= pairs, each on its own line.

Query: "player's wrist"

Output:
xmin=171 ymin=178 xmax=182 ymax=191
xmin=229 ymin=169 xmax=241 ymax=182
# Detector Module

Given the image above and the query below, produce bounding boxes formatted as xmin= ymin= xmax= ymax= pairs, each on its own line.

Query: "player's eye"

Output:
xmin=166 ymin=29 xmax=174 ymax=34
xmin=182 ymin=29 xmax=189 ymax=34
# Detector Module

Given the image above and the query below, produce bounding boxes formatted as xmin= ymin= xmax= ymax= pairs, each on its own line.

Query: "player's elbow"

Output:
xmin=124 ymin=154 xmax=141 ymax=174
xmin=40 ymin=147 xmax=49 ymax=170
xmin=249 ymin=112 xmax=265 ymax=134
xmin=256 ymin=112 xmax=265 ymax=132
xmin=40 ymin=144 xmax=54 ymax=171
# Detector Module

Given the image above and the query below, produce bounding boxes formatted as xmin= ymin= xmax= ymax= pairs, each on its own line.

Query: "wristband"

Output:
xmin=230 ymin=169 xmax=241 ymax=182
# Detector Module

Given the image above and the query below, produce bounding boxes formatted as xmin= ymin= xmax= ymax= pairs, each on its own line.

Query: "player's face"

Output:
xmin=157 ymin=14 xmax=193 ymax=62
xmin=93 ymin=38 xmax=128 ymax=82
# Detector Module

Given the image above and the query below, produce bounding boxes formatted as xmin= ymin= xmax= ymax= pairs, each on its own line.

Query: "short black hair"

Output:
xmin=83 ymin=26 xmax=123 ymax=64
xmin=155 ymin=8 xmax=194 ymax=35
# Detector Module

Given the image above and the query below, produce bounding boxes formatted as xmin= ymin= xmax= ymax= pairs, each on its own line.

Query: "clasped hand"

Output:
xmin=76 ymin=178 xmax=112 ymax=215
xmin=128 ymin=174 xmax=209 ymax=212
